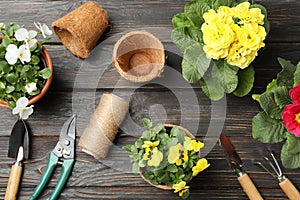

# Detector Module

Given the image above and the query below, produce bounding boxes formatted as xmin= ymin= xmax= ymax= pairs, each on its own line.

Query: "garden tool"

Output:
xmin=255 ymin=152 xmax=300 ymax=200
xmin=219 ymin=134 xmax=263 ymax=200
xmin=4 ymin=146 xmax=24 ymax=200
xmin=30 ymin=114 xmax=76 ymax=200
xmin=8 ymin=119 xmax=29 ymax=159
xmin=5 ymin=119 xmax=29 ymax=200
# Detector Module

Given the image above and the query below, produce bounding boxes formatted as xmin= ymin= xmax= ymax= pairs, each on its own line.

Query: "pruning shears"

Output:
xmin=30 ymin=115 xmax=76 ymax=200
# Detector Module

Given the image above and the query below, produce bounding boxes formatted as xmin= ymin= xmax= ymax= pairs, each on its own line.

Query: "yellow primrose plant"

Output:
xmin=123 ymin=118 xmax=210 ymax=199
xmin=172 ymin=0 xmax=269 ymax=100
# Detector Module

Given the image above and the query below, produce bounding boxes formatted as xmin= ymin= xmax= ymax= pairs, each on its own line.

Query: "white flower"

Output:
xmin=12 ymin=97 xmax=34 ymax=120
xmin=34 ymin=22 xmax=52 ymax=38
xmin=15 ymin=28 xmax=37 ymax=48
xmin=5 ymin=44 xmax=31 ymax=65
xmin=25 ymin=82 xmax=37 ymax=93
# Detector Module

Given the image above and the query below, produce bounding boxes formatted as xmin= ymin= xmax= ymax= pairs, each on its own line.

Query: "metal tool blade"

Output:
xmin=60 ymin=114 xmax=76 ymax=140
xmin=219 ymin=134 xmax=243 ymax=172
xmin=8 ymin=119 xmax=29 ymax=159
xmin=15 ymin=146 xmax=24 ymax=166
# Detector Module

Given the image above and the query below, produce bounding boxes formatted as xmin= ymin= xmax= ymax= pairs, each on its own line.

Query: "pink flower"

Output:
xmin=289 ymin=83 xmax=300 ymax=104
xmin=282 ymin=104 xmax=300 ymax=137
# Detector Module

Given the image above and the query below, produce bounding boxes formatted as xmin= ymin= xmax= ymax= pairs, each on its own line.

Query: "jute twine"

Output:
xmin=112 ymin=31 xmax=165 ymax=82
xmin=79 ymin=93 xmax=129 ymax=159
xmin=52 ymin=2 xmax=108 ymax=58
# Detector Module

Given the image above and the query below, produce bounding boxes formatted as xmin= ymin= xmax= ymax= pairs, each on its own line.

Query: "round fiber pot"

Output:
xmin=0 ymin=46 xmax=53 ymax=108
xmin=52 ymin=2 xmax=109 ymax=58
xmin=139 ymin=124 xmax=195 ymax=190
xmin=112 ymin=31 xmax=165 ymax=83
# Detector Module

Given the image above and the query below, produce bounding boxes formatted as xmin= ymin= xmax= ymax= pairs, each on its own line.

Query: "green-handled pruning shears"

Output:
xmin=30 ymin=115 xmax=76 ymax=200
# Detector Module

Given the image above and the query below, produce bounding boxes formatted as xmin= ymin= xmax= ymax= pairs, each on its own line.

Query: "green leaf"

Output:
xmin=142 ymin=118 xmax=152 ymax=129
xmin=0 ymin=82 xmax=5 ymax=89
xmin=132 ymin=162 xmax=140 ymax=173
xmin=276 ymin=57 xmax=296 ymax=88
xmin=259 ymin=92 xmax=282 ymax=119
xmin=152 ymin=123 xmax=164 ymax=134
xmin=40 ymin=38 xmax=50 ymax=45
xmin=5 ymin=85 xmax=15 ymax=94
xmin=252 ymin=94 xmax=260 ymax=102
xmin=266 ymin=79 xmax=277 ymax=93
xmin=184 ymin=0 xmax=209 ymax=27
xmin=166 ymin=164 xmax=178 ymax=173
xmin=30 ymin=43 xmax=37 ymax=52
xmin=2 ymin=35 xmax=10 ymax=47
xmin=172 ymin=13 xmax=193 ymax=28
xmin=2 ymin=63 xmax=12 ymax=73
xmin=213 ymin=60 xmax=238 ymax=93
xmin=5 ymin=73 xmax=18 ymax=84
xmin=7 ymin=101 xmax=15 ymax=109
xmin=181 ymin=189 xmax=190 ymax=199
xmin=171 ymin=28 xmax=199 ymax=52
xmin=233 ymin=65 xmax=255 ymax=97
xmin=281 ymin=142 xmax=300 ymax=169
xmin=285 ymin=133 xmax=300 ymax=155
xmin=6 ymin=22 xmax=20 ymax=36
xmin=122 ymin=144 xmax=133 ymax=153
xmin=273 ymin=87 xmax=292 ymax=108
xmin=31 ymin=55 xmax=40 ymax=65
xmin=0 ymin=60 xmax=8 ymax=71
xmin=252 ymin=111 xmax=286 ymax=143
xmin=0 ymin=44 xmax=6 ymax=52
xmin=200 ymin=71 xmax=225 ymax=101
xmin=182 ymin=43 xmax=211 ymax=83
xmin=39 ymin=68 xmax=51 ymax=79
xmin=293 ymin=62 xmax=300 ymax=86
xmin=171 ymin=127 xmax=185 ymax=143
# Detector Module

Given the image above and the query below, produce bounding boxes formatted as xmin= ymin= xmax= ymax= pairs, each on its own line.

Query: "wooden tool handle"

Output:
xmin=4 ymin=165 xmax=22 ymax=200
xmin=279 ymin=178 xmax=300 ymax=200
xmin=237 ymin=173 xmax=264 ymax=200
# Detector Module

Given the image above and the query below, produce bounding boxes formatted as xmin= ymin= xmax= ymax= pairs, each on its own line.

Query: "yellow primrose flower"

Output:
xmin=184 ymin=136 xmax=204 ymax=152
xmin=249 ymin=7 xmax=265 ymax=25
xmin=142 ymin=140 xmax=160 ymax=149
xmin=172 ymin=181 xmax=189 ymax=197
xmin=168 ymin=143 xmax=189 ymax=166
xmin=143 ymin=147 xmax=163 ymax=167
xmin=192 ymin=158 xmax=210 ymax=176
xmin=218 ymin=6 xmax=233 ymax=17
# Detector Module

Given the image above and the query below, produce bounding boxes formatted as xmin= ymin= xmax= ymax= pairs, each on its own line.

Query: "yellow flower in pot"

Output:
xmin=0 ymin=22 xmax=53 ymax=114
xmin=123 ymin=118 xmax=210 ymax=199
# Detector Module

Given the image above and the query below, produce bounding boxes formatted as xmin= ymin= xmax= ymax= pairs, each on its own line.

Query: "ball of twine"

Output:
xmin=79 ymin=93 xmax=129 ymax=159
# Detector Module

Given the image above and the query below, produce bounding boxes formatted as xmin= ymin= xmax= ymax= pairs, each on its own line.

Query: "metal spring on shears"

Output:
xmin=254 ymin=152 xmax=286 ymax=182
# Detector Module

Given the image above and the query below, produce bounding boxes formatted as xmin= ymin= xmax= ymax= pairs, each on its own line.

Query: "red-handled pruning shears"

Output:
xmin=30 ymin=115 xmax=76 ymax=200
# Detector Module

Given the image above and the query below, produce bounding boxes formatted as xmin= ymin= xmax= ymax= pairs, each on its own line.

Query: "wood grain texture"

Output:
xmin=0 ymin=0 xmax=299 ymax=199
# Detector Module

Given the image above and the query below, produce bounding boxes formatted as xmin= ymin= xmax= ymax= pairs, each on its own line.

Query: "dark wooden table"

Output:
xmin=0 ymin=0 xmax=300 ymax=199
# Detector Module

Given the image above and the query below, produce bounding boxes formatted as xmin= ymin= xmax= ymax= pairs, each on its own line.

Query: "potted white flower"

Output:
xmin=0 ymin=22 xmax=53 ymax=117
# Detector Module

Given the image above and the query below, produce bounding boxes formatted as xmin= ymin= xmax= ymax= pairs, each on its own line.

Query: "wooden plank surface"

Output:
xmin=0 ymin=0 xmax=300 ymax=199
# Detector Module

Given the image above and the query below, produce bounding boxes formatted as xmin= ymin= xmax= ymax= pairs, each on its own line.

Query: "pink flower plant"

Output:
xmin=282 ymin=84 xmax=300 ymax=137
xmin=289 ymin=83 xmax=300 ymax=104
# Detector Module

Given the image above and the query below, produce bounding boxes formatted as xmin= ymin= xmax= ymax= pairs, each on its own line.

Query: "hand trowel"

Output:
xmin=5 ymin=119 xmax=29 ymax=200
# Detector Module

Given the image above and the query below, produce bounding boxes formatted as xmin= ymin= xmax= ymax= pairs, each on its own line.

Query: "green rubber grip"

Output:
xmin=48 ymin=159 xmax=75 ymax=200
xmin=30 ymin=152 xmax=58 ymax=200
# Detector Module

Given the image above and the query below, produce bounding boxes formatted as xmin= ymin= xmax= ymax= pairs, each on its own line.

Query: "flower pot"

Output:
xmin=112 ymin=31 xmax=165 ymax=83
xmin=139 ymin=124 xmax=195 ymax=190
xmin=0 ymin=46 xmax=53 ymax=108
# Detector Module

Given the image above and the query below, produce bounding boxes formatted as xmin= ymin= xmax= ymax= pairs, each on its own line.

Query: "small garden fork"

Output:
xmin=255 ymin=152 xmax=300 ymax=200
